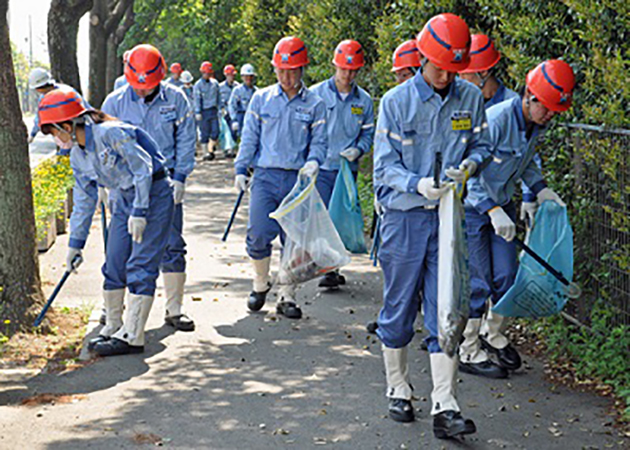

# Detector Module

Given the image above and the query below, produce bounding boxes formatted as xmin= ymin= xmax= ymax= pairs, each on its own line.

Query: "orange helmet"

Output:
xmin=391 ymin=40 xmax=422 ymax=72
xmin=224 ymin=64 xmax=237 ymax=75
xmin=417 ymin=13 xmax=471 ymax=72
xmin=526 ymin=60 xmax=575 ymax=112
xmin=272 ymin=37 xmax=309 ymax=69
xmin=332 ymin=40 xmax=364 ymax=70
xmin=459 ymin=34 xmax=500 ymax=73
xmin=125 ymin=44 xmax=166 ymax=90
xmin=38 ymin=86 xmax=88 ymax=126
xmin=200 ymin=61 xmax=213 ymax=74
xmin=170 ymin=63 xmax=183 ymax=74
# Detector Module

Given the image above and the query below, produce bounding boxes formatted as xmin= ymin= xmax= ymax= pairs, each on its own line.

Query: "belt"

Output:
xmin=152 ymin=168 xmax=169 ymax=182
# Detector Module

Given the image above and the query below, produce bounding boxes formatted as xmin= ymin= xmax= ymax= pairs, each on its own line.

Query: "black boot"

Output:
xmin=366 ymin=321 xmax=379 ymax=334
xmin=87 ymin=335 xmax=110 ymax=352
xmin=93 ymin=337 xmax=144 ymax=357
xmin=203 ymin=152 xmax=215 ymax=161
xmin=318 ymin=271 xmax=340 ymax=289
xmin=165 ymin=314 xmax=195 ymax=332
xmin=248 ymin=286 xmax=270 ymax=312
xmin=433 ymin=410 xmax=476 ymax=439
xmin=276 ymin=301 xmax=302 ymax=319
xmin=389 ymin=398 xmax=415 ymax=423
xmin=459 ymin=359 xmax=508 ymax=379
xmin=480 ymin=337 xmax=522 ymax=370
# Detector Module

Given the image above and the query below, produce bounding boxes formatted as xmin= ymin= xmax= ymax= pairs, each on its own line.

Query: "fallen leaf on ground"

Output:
xmin=21 ymin=394 xmax=87 ymax=406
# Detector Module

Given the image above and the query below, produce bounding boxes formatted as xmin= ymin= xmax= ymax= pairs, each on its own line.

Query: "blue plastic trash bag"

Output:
xmin=492 ymin=201 xmax=574 ymax=318
xmin=270 ymin=173 xmax=351 ymax=285
xmin=219 ymin=115 xmax=235 ymax=151
xmin=328 ymin=159 xmax=367 ymax=254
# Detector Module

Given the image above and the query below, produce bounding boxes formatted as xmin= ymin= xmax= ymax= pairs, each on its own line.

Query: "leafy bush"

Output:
xmin=31 ymin=156 xmax=74 ymax=240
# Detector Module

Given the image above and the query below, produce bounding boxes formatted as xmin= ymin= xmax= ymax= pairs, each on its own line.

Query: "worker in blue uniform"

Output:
xmin=193 ymin=61 xmax=221 ymax=161
xmin=228 ymin=63 xmax=258 ymax=139
xmin=374 ymin=14 xmax=491 ymax=439
xmin=102 ymin=44 xmax=197 ymax=333
xmin=310 ymin=39 xmax=374 ymax=289
xmin=234 ymin=36 xmax=327 ymax=320
xmin=38 ymin=86 xmax=174 ymax=357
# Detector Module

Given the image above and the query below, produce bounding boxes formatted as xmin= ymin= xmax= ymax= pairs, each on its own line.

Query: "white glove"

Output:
xmin=66 ymin=248 xmax=83 ymax=273
xmin=231 ymin=121 xmax=239 ymax=132
xmin=536 ymin=187 xmax=565 ymax=207
xmin=374 ymin=198 xmax=383 ymax=216
xmin=520 ymin=201 xmax=538 ymax=227
xmin=97 ymin=186 xmax=108 ymax=206
xmin=128 ymin=216 xmax=147 ymax=244
xmin=195 ymin=113 xmax=203 ymax=122
xmin=173 ymin=180 xmax=185 ymax=204
xmin=235 ymin=174 xmax=249 ymax=192
xmin=28 ymin=135 xmax=35 ymax=144
xmin=445 ymin=159 xmax=477 ymax=183
xmin=340 ymin=147 xmax=361 ymax=162
xmin=300 ymin=160 xmax=319 ymax=178
xmin=488 ymin=207 xmax=516 ymax=242
xmin=417 ymin=177 xmax=449 ymax=201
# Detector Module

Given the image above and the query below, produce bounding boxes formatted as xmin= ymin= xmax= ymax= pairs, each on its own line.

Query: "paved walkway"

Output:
xmin=0 ymin=157 xmax=626 ymax=449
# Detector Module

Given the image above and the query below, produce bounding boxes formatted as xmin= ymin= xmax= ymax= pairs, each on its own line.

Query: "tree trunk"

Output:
xmin=0 ymin=0 xmax=45 ymax=333
xmin=106 ymin=33 xmax=117 ymax=92
xmin=47 ymin=0 xmax=93 ymax=94
xmin=88 ymin=0 xmax=134 ymax=107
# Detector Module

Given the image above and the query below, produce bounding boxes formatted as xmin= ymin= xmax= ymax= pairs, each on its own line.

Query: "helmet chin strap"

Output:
xmin=475 ymin=71 xmax=491 ymax=89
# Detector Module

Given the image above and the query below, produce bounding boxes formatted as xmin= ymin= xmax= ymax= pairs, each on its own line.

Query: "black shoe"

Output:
xmin=389 ymin=398 xmax=415 ymax=422
xmin=276 ymin=301 xmax=302 ymax=319
xmin=337 ymin=274 xmax=346 ymax=285
xmin=366 ymin=321 xmax=379 ymax=334
xmin=225 ymin=152 xmax=235 ymax=159
xmin=433 ymin=410 xmax=476 ymax=439
xmin=203 ymin=152 xmax=215 ymax=161
xmin=87 ymin=335 xmax=110 ymax=352
xmin=93 ymin=337 xmax=144 ymax=357
xmin=99 ymin=309 xmax=106 ymax=326
xmin=420 ymin=340 xmax=428 ymax=352
xmin=165 ymin=314 xmax=195 ymax=332
xmin=318 ymin=272 xmax=340 ymax=289
xmin=248 ymin=285 xmax=270 ymax=312
xmin=459 ymin=359 xmax=508 ymax=379
xmin=480 ymin=338 xmax=522 ymax=371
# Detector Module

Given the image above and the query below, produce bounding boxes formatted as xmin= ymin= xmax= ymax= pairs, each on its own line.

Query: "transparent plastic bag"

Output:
xmin=329 ymin=159 xmax=367 ymax=254
xmin=270 ymin=173 xmax=351 ymax=285
xmin=492 ymin=201 xmax=574 ymax=317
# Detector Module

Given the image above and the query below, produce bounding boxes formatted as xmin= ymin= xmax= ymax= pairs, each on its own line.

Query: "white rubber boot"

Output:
xmin=382 ymin=345 xmax=412 ymax=400
xmin=252 ymin=257 xmax=271 ymax=293
xmin=480 ymin=308 xmax=509 ymax=349
xmin=112 ymin=293 xmax=154 ymax=347
xmin=430 ymin=353 xmax=460 ymax=415
xmin=100 ymin=289 xmax=125 ymax=337
xmin=459 ymin=318 xmax=489 ymax=364
xmin=164 ymin=272 xmax=186 ymax=319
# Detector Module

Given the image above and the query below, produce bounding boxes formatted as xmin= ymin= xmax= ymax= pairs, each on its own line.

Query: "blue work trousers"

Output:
xmin=234 ymin=112 xmax=246 ymax=139
xmin=376 ymin=209 xmax=442 ymax=353
xmin=246 ymin=168 xmax=297 ymax=260
xmin=160 ymin=202 xmax=186 ymax=273
xmin=465 ymin=203 xmax=518 ymax=318
xmin=198 ymin=107 xmax=219 ymax=143
xmin=102 ymin=178 xmax=174 ymax=295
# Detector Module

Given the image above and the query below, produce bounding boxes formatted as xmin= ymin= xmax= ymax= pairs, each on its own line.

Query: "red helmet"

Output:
xmin=38 ymin=86 xmax=87 ymax=126
xmin=223 ymin=64 xmax=237 ymax=75
xmin=332 ymin=40 xmax=364 ymax=70
xmin=391 ymin=40 xmax=422 ymax=72
xmin=272 ymin=36 xmax=309 ymax=69
xmin=526 ymin=60 xmax=575 ymax=112
xmin=200 ymin=61 xmax=213 ymax=74
xmin=125 ymin=44 xmax=166 ymax=90
xmin=459 ymin=34 xmax=500 ymax=73
xmin=170 ymin=63 xmax=183 ymax=74
xmin=417 ymin=13 xmax=471 ymax=72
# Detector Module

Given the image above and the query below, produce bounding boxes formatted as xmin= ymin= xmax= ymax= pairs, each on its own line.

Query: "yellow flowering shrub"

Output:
xmin=31 ymin=156 xmax=74 ymax=240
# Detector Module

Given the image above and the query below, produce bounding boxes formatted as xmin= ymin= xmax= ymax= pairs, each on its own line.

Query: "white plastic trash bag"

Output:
xmin=437 ymin=183 xmax=471 ymax=357
xmin=270 ymin=173 xmax=351 ymax=285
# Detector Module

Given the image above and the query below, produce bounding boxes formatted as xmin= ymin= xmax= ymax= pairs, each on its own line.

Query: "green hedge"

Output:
xmin=32 ymin=156 xmax=74 ymax=241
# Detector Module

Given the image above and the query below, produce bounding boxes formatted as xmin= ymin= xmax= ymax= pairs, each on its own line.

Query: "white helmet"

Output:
xmin=29 ymin=68 xmax=54 ymax=89
xmin=180 ymin=70 xmax=193 ymax=83
xmin=240 ymin=64 xmax=256 ymax=76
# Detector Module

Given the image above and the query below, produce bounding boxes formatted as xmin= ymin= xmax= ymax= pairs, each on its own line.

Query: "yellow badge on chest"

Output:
xmin=351 ymin=106 xmax=364 ymax=115
xmin=451 ymin=111 xmax=472 ymax=131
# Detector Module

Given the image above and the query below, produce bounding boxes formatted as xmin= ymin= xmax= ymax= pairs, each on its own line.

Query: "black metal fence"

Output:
xmin=545 ymin=123 xmax=630 ymax=328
